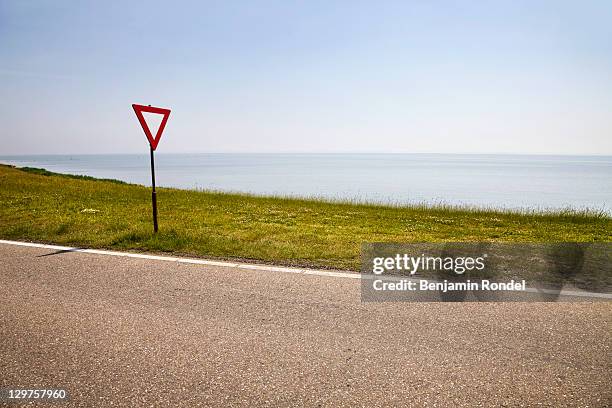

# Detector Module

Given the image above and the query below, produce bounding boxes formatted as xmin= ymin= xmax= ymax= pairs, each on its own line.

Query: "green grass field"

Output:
xmin=0 ymin=164 xmax=609 ymax=270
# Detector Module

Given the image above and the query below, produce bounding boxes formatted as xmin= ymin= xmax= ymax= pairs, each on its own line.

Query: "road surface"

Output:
xmin=1 ymin=242 xmax=610 ymax=407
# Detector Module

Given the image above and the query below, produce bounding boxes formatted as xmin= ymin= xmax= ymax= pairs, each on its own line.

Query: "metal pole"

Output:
xmin=150 ymin=145 xmax=158 ymax=232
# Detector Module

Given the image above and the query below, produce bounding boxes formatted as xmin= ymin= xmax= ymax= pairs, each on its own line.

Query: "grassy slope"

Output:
xmin=0 ymin=164 xmax=609 ymax=270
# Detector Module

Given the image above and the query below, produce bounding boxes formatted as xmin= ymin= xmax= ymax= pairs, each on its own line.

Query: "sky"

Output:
xmin=1 ymin=0 xmax=611 ymax=155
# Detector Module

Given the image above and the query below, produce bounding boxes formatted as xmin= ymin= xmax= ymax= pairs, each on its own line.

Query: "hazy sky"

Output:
xmin=1 ymin=1 xmax=611 ymax=155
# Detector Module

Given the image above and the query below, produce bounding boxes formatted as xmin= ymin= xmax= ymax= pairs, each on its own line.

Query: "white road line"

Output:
xmin=1 ymin=239 xmax=610 ymax=299
xmin=0 ymin=239 xmax=360 ymax=280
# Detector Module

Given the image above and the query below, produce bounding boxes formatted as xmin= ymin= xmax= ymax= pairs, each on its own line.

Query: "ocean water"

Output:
xmin=1 ymin=153 xmax=610 ymax=213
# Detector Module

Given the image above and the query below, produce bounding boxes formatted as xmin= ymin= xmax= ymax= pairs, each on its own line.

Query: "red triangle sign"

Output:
xmin=132 ymin=104 xmax=171 ymax=150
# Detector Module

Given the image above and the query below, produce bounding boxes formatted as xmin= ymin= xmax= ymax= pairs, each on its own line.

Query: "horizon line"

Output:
xmin=1 ymin=152 xmax=612 ymax=157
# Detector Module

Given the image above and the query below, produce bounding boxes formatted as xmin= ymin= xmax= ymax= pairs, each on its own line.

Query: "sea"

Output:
xmin=1 ymin=153 xmax=610 ymax=213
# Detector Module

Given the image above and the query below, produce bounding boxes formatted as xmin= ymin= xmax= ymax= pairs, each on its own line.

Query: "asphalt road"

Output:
xmin=1 ymin=243 xmax=610 ymax=407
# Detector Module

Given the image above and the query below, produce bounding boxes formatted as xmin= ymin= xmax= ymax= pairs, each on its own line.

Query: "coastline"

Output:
xmin=1 ymin=153 xmax=610 ymax=214
xmin=0 ymin=164 xmax=609 ymax=271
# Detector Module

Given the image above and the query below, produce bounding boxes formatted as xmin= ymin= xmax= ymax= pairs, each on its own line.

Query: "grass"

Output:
xmin=0 ymin=164 xmax=610 ymax=271
xmin=18 ymin=166 xmax=128 ymax=184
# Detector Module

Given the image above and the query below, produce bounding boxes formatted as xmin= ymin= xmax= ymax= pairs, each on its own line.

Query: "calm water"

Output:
xmin=1 ymin=154 xmax=610 ymax=212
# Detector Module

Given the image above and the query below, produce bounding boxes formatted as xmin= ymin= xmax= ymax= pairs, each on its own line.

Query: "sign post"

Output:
xmin=132 ymin=103 xmax=171 ymax=233
xmin=149 ymin=144 xmax=158 ymax=232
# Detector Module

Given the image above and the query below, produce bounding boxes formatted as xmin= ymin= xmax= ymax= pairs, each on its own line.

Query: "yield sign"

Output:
xmin=132 ymin=104 xmax=171 ymax=150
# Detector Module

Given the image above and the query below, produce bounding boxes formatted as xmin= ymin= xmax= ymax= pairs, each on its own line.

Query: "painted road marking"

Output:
xmin=0 ymin=239 xmax=359 ymax=279
xmin=1 ymin=239 xmax=610 ymax=299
